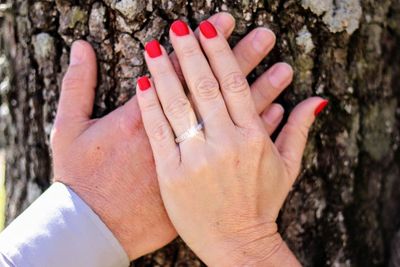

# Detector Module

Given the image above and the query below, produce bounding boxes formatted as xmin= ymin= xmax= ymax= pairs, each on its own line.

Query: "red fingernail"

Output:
xmin=137 ymin=76 xmax=151 ymax=91
xmin=171 ymin=20 xmax=190 ymax=36
xmin=145 ymin=40 xmax=162 ymax=58
xmin=199 ymin=21 xmax=217 ymax=39
xmin=314 ymin=100 xmax=329 ymax=116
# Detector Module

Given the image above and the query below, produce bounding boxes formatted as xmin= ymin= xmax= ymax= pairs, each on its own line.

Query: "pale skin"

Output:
xmin=52 ymin=12 xmax=326 ymax=263
xmin=137 ymin=17 xmax=327 ymax=266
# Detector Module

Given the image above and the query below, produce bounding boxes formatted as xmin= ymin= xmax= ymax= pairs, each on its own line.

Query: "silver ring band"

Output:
xmin=175 ymin=123 xmax=203 ymax=144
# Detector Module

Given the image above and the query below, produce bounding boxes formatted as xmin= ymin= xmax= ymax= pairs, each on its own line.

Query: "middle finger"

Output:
xmin=198 ymin=20 xmax=260 ymax=129
xmin=169 ymin=20 xmax=233 ymax=138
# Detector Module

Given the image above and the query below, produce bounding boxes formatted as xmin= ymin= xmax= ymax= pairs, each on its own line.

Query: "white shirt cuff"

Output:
xmin=0 ymin=182 xmax=129 ymax=267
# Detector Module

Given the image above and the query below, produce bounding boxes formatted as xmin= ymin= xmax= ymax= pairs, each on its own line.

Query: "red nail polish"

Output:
xmin=171 ymin=20 xmax=189 ymax=36
xmin=137 ymin=76 xmax=151 ymax=91
xmin=199 ymin=21 xmax=217 ymax=39
xmin=314 ymin=100 xmax=329 ymax=116
xmin=145 ymin=40 xmax=162 ymax=58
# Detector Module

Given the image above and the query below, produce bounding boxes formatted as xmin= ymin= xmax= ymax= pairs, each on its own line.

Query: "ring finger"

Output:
xmin=144 ymin=40 xmax=203 ymax=142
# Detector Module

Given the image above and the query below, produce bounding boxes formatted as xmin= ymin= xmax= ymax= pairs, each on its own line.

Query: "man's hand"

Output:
xmin=51 ymin=40 xmax=174 ymax=259
xmin=51 ymin=12 xmax=294 ymax=260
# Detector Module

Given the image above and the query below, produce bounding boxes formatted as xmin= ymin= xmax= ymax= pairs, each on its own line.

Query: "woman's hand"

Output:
xmin=137 ymin=19 xmax=328 ymax=266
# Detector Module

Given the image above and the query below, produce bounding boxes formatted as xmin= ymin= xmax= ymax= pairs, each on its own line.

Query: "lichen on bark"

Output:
xmin=301 ymin=0 xmax=362 ymax=34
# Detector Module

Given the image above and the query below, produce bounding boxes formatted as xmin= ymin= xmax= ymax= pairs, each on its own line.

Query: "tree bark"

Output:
xmin=1 ymin=0 xmax=400 ymax=266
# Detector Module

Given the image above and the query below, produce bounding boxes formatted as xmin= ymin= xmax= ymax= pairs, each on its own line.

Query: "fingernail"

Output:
xmin=199 ymin=21 xmax=218 ymax=39
xmin=70 ymin=41 xmax=85 ymax=65
xmin=171 ymin=20 xmax=190 ymax=36
xmin=252 ymin=28 xmax=276 ymax=53
xmin=314 ymin=100 xmax=329 ymax=116
xmin=213 ymin=13 xmax=235 ymax=33
xmin=145 ymin=40 xmax=162 ymax=58
xmin=268 ymin=63 xmax=293 ymax=89
xmin=137 ymin=76 xmax=151 ymax=91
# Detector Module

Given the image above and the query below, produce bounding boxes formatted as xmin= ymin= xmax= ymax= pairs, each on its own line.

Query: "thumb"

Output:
xmin=53 ymin=40 xmax=97 ymax=141
xmin=275 ymin=97 xmax=329 ymax=181
xmin=58 ymin=40 xmax=97 ymax=121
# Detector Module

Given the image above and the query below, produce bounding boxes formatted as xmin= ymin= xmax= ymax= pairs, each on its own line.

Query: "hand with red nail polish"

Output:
xmin=137 ymin=17 xmax=329 ymax=267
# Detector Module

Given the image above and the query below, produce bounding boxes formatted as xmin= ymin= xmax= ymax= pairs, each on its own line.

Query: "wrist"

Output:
xmin=209 ymin=232 xmax=300 ymax=267
xmin=58 ymin=179 xmax=177 ymax=261
xmin=230 ymin=237 xmax=301 ymax=267
xmin=223 ymin=232 xmax=283 ymax=267
xmin=59 ymin=181 xmax=137 ymax=259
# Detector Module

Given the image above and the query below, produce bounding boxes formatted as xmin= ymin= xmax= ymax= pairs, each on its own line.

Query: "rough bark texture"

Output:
xmin=1 ymin=0 xmax=400 ymax=266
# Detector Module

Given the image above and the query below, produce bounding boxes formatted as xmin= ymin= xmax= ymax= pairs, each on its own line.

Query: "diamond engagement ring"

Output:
xmin=175 ymin=123 xmax=204 ymax=144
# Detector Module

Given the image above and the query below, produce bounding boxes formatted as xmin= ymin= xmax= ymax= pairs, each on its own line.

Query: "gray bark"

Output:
xmin=1 ymin=0 xmax=400 ymax=266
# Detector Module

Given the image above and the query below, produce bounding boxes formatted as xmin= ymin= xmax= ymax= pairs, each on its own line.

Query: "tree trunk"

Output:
xmin=1 ymin=0 xmax=400 ymax=266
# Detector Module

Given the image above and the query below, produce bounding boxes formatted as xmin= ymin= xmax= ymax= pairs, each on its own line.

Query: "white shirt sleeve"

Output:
xmin=0 ymin=182 xmax=130 ymax=267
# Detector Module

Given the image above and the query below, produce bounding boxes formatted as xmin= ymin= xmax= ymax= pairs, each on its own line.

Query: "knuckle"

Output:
xmin=50 ymin=119 xmax=64 ymax=148
xmin=152 ymin=64 xmax=174 ymax=77
xmin=118 ymin=113 xmax=140 ymax=137
xmin=212 ymin=42 xmax=231 ymax=56
xmin=220 ymin=71 xmax=249 ymax=94
xmin=180 ymin=44 xmax=201 ymax=58
xmin=164 ymin=97 xmax=191 ymax=119
xmin=49 ymin=127 xmax=59 ymax=148
xmin=149 ymin=121 xmax=171 ymax=141
xmin=140 ymin=98 xmax=160 ymax=113
xmin=62 ymin=73 xmax=83 ymax=91
xmin=194 ymin=77 xmax=220 ymax=101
